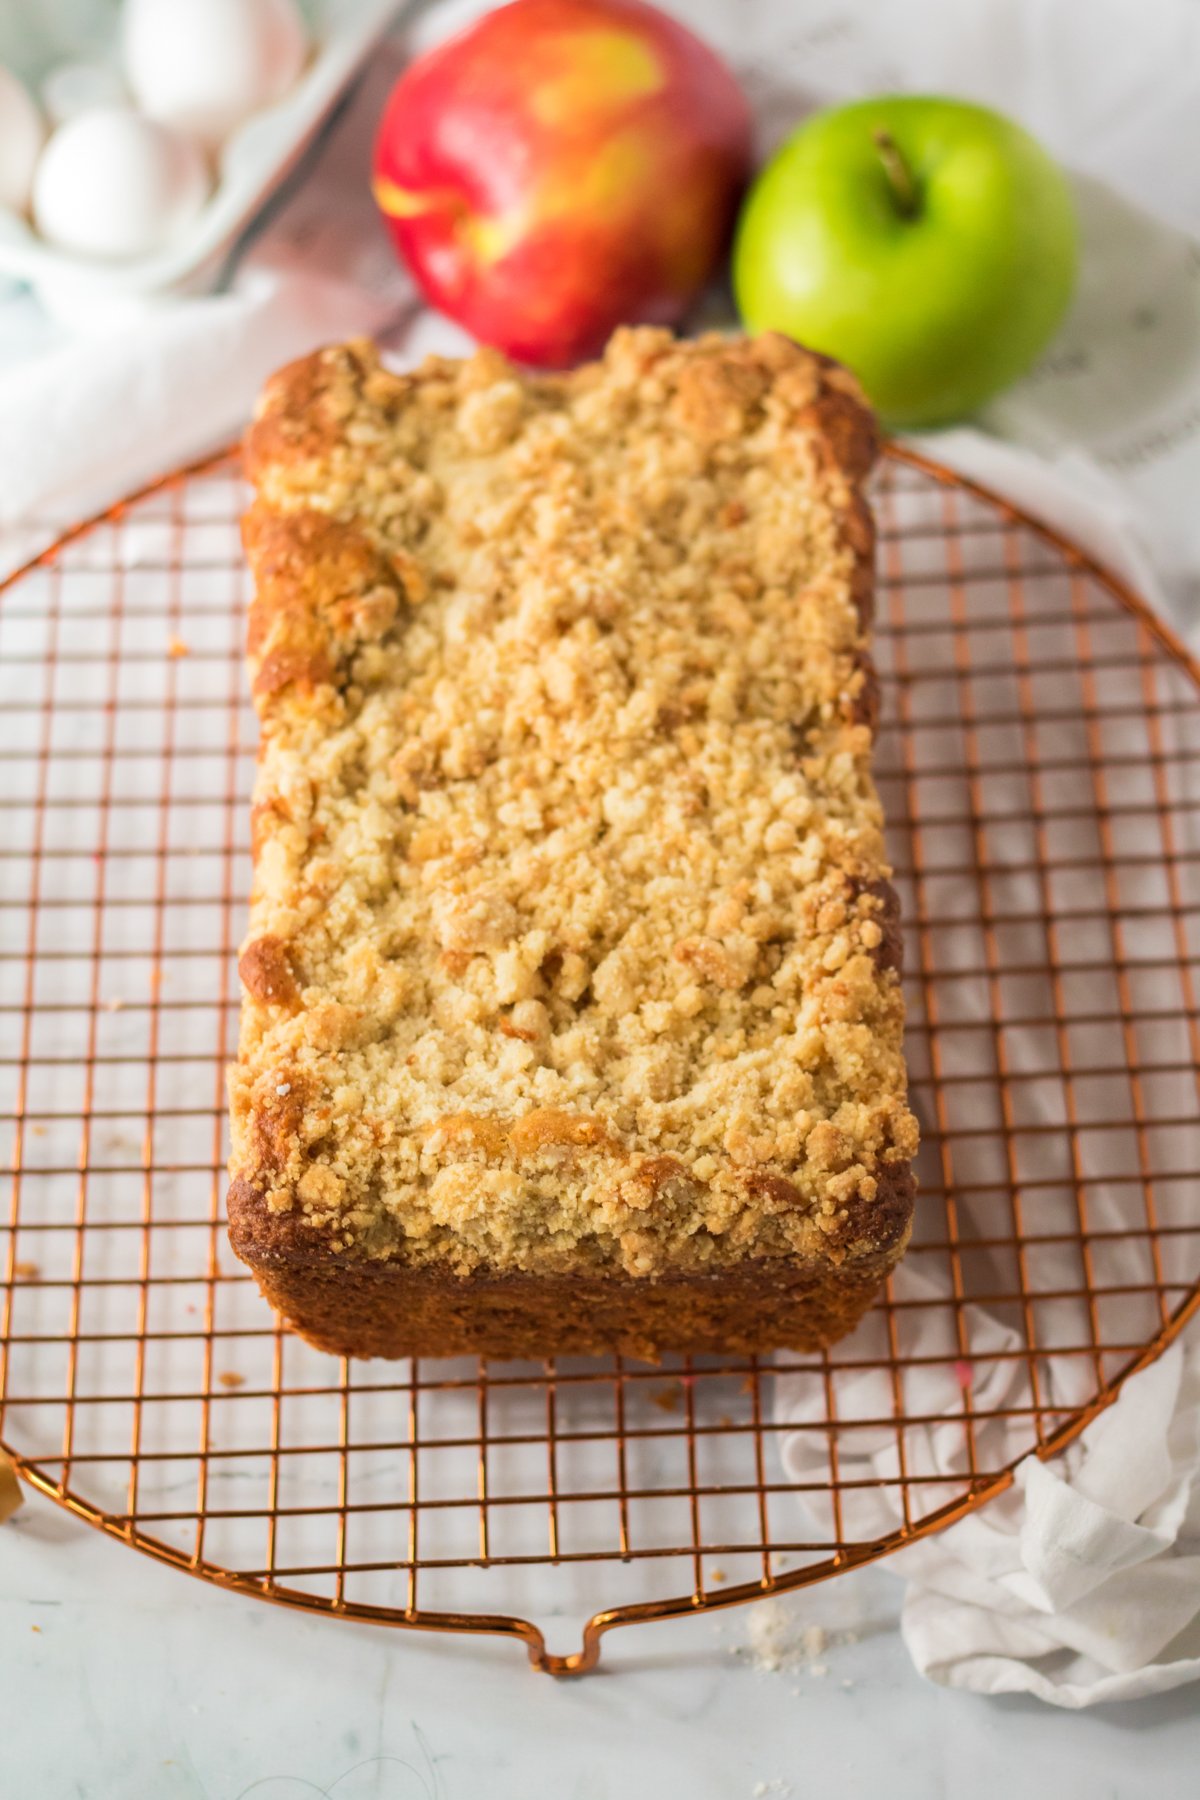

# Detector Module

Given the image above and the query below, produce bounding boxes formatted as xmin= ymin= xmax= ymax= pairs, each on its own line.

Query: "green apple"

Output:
xmin=733 ymin=96 xmax=1078 ymax=427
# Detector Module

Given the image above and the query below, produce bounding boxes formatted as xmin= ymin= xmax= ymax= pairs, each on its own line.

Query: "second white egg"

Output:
xmin=123 ymin=0 xmax=309 ymax=150
xmin=33 ymin=108 xmax=210 ymax=260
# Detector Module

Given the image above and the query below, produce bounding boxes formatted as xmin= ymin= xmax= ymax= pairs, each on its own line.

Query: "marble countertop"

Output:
xmin=4 ymin=1493 xmax=1197 ymax=1798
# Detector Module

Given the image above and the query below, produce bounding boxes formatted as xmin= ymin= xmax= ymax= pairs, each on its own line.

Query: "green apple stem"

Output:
xmin=872 ymin=127 xmax=917 ymax=217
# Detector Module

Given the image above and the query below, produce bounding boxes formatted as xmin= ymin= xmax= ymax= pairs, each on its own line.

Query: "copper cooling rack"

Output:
xmin=1 ymin=445 xmax=1198 ymax=1675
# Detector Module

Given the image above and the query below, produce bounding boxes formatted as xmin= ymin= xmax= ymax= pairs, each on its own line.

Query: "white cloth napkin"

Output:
xmin=778 ymin=1272 xmax=1200 ymax=1706
xmin=902 ymin=1339 xmax=1200 ymax=1706
xmin=0 ymin=0 xmax=1198 ymax=1711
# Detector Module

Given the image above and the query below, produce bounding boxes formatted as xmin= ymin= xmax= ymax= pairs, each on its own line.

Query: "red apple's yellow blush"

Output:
xmin=530 ymin=31 xmax=662 ymax=125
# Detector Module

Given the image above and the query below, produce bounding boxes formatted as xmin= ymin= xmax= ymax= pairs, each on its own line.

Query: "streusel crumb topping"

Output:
xmin=229 ymin=328 xmax=917 ymax=1276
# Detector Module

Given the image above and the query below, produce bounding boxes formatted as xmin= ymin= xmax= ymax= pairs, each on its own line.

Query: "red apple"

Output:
xmin=372 ymin=0 xmax=752 ymax=366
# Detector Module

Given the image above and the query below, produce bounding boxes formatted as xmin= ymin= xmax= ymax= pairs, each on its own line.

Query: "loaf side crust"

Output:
xmin=228 ymin=1162 xmax=914 ymax=1359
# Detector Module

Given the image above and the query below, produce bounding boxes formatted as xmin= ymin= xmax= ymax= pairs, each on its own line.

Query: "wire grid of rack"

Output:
xmin=1 ymin=444 xmax=1197 ymax=1675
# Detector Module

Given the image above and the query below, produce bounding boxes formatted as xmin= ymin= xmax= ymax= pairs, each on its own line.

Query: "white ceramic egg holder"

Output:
xmin=0 ymin=0 xmax=401 ymax=325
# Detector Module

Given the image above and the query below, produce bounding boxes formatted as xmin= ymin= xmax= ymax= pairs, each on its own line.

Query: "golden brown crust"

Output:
xmin=242 ymin=504 xmax=408 ymax=705
xmin=242 ymin=341 xmax=378 ymax=482
xmin=237 ymin=934 xmax=299 ymax=1008
xmin=228 ymin=1165 xmax=914 ymax=1359
xmin=228 ymin=327 xmax=916 ymax=1352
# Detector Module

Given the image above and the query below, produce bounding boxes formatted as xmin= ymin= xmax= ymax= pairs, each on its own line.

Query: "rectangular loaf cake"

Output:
xmin=227 ymin=327 xmax=917 ymax=1360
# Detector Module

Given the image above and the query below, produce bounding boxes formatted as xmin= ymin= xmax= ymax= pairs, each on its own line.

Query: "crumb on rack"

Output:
xmin=167 ymin=635 xmax=191 ymax=658
xmin=13 ymin=1261 xmax=39 ymax=1280
xmin=709 ymin=1566 xmax=727 ymax=1584
xmin=650 ymin=1382 xmax=683 ymax=1413
xmin=217 ymin=1370 xmax=246 ymax=1389
xmin=105 ymin=997 xmax=124 ymax=1012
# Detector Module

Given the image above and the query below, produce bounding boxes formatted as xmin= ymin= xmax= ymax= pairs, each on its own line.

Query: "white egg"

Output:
xmin=0 ymin=64 xmax=46 ymax=215
xmin=123 ymin=0 xmax=308 ymax=150
xmin=33 ymin=108 xmax=210 ymax=260
xmin=41 ymin=61 xmax=129 ymax=128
